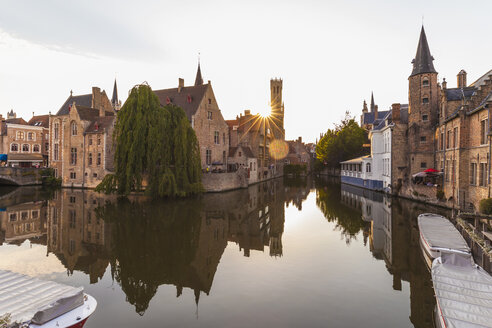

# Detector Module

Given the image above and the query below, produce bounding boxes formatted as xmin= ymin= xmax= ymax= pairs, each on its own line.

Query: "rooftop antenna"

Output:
xmin=422 ymin=15 xmax=424 ymax=26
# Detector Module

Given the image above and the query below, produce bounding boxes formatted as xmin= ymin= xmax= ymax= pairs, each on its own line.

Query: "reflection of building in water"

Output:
xmin=340 ymin=183 xmax=441 ymax=328
xmin=0 ymin=200 xmax=47 ymax=245
xmin=47 ymin=190 xmax=113 ymax=283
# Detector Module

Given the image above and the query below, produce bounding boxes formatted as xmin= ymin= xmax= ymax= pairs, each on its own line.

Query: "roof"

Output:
xmin=57 ymin=94 xmax=92 ymax=115
xmin=410 ymin=26 xmax=437 ymax=77
xmin=229 ymin=146 xmax=254 ymax=158
xmin=85 ymin=116 xmax=115 ymax=133
xmin=5 ymin=118 xmax=27 ymax=125
xmin=111 ymin=79 xmax=118 ymax=106
xmin=226 ymin=119 xmax=238 ymax=128
xmin=75 ymin=106 xmax=101 ymax=121
xmin=340 ymin=155 xmax=370 ymax=164
xmin=362 ymin=110 xmax=390 ymax=126
xmin=154 ymin=84 xmax=209 ymax=121
xmin=469 ymin=69 xmax=492 ymax=88
xmin=194 ymin=63 xmax=203 ymax=86
xmin=27 ymin=115 xmax=49 ymax=128
xmin=445 ymin=87 xmax=476 ymax=101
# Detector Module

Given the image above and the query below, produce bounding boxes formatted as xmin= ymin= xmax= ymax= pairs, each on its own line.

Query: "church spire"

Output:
xmin=111 ymin=79 xmax=120 ymax=110
xmin=194 ymin=59 xmax=203 ymax=86
xmin=410 ymin=26 xmax=437 ymax=77
xmin=370 ymin=92 xmax=375 ymax=112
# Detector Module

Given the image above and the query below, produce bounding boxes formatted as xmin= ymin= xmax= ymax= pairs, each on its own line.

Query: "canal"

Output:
xmin=0 ymin=178 xmax=450 ymax=327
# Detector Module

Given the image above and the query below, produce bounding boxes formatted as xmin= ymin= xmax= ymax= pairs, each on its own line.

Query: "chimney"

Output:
xmin=92 ymin=87 xmax=102 ymax=109
xmin=374 ymin=105 xmax=379 ymax=120
xmin=244 ymin=109 xmax=251 ymax=115
xmin=391 ymin=103 xmax=401 ymax=123
xmin=298 ymin=136 xmax=302 ymax=143
xmin=442 ymin=78 xmax=447 ymax=90
xmin=178 ymin=78 xmax=184 ymax=93
xmin=457 ymin=70 xmax=467 ymax=88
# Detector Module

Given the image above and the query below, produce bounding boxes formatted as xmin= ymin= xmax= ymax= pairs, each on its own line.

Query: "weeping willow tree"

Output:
xmin=96 ymin=84 xmax=202 ymax=197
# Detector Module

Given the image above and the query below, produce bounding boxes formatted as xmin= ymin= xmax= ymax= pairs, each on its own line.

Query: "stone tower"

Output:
xmin=408 ymin=26 xmax=439 ymax=175
xmin=270 ymin=78 xmax=285 ymax=140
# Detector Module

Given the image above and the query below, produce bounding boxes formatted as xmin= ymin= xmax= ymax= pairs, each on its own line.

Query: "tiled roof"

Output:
xmin=57 ymin=94 xmax=92 ymax=115
xmin=229 ymin=146 xmax=254 ymax=158
xmin=445 ymin=87 xmax=476 ymax=101
xmin=469 ymin=69 xmax=492 ymax=88
xmin=27 ymin=115 xmax=49 ymax=128
xmin=75 ymin=106 xmax=100 ymax=121
xmin=226 ymin=119 xmax=238 ymax=128
xmin=410 ymin=26 xmax=437 ymax=77
xmin=362 ymin=110 xmax=390 ymax=126
xmin=5 ymin=118 xmax=28 ymax=125
xmin=85 ymin=116 xmax=115 ymax=133
xmin=154 ymin=84 xmax=209 ymax=121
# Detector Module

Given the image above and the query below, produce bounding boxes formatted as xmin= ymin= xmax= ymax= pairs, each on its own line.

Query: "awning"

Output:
xmin=0 ymin=154 xmax=7 ymax=161
xmin=7 ymin=153 xmax=44 ymax=162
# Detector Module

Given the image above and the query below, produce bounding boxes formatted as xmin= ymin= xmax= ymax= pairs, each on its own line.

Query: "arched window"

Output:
xmin=71 ymin=122 xmax=77 ymax=136
xmin=10 ymin=143 xmax=18 ymax=152
xmin=422 ymin=78 xmax=429 ymax=86
xmin=33 ymin=144 xmax=40 ymax=152
xmin=16 ymin=131 xmax=24 ymax=140
xmin=27 ymin=132 xmax=34 ymax=141
xmin=22 ymin=144 xmax=30 ymax=152
xmin=54 ymin=122 xmax=60 ymax=140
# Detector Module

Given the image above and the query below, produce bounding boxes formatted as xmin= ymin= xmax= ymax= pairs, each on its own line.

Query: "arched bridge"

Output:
xmin=0 ymin=167 xmax=43 ymax=186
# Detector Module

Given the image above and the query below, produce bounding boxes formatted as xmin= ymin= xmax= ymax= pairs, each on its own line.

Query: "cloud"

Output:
xmin=0 ymin=0 xmax=165 ymax=60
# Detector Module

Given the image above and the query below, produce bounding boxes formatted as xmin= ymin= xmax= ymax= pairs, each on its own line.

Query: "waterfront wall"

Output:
xmin=202 ymin=169 xmax=249 ymax=192
xmin=0 ymin=167 xmax=42 ymax=186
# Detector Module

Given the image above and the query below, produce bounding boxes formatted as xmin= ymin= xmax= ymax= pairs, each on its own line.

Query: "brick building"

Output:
xmin=49 ymin=87 xmax=116 ymax=187
xmin=154 ymin=64 xmax=229 ymax=171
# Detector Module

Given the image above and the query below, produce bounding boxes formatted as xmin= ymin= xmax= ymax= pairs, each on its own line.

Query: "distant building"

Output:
xmin=49 ymin=87 xmax=116 ymax=187
xmin=285 ymin=137 xmax=311 ymax=167
xmin=153 ymin=64 xmax=229 ymax=171
xmin=360 ymin=93 xmax=389 ymax=131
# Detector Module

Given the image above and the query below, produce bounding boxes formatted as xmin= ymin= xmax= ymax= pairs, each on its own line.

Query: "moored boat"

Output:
xmin=432 ymin=252 xmax=492 ymax=328
xmin=417 ymin=213 xmax=471 ymax=269
xmin=0 ymin=270 xmax=97 ymax=328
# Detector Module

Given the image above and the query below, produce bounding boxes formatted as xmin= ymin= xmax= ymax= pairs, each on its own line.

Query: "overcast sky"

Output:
xmin=0 ymin=0 xmax=491 ymax=142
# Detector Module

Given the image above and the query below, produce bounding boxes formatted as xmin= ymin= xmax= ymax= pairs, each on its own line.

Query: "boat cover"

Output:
xmin=0 ymin=270 xmax=84 ymax=326
xmin=432 ymin=253 xmax=492 ymax=328
xmin=418 ymin=213 xmax=470 ymax=253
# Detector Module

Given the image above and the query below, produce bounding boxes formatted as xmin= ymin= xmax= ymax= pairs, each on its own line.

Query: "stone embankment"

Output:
xmin=0 ymin=167 xmax=43 ymax=186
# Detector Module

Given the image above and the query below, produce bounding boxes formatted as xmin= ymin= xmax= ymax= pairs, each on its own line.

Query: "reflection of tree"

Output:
xmin=315 ymin=186 xmax=367 ymax=244
xmin=96 ymin=197 xmax=203 ymax=315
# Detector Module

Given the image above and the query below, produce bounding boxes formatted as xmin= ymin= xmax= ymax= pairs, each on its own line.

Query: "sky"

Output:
xmin=0 ymin=0 xmax=491 ymax=143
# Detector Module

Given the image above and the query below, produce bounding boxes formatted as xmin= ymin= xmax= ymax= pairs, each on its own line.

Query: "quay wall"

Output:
xmin=202 ymin=169 xmax=249 ymax=192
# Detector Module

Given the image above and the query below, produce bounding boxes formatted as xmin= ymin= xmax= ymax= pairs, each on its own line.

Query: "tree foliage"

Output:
xmin=96 ymin=84 xmax=202 ymax=197
xmin=316 ymin=111 xmax=367 ymax=168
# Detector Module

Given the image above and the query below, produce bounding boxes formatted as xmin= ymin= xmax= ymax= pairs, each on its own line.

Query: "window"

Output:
xmin=70 ymin=172 xmax=76 ymax=179
xmin=16 ymin=131 xmax=24 ymax=140
xmin=27 ymin=132 xmax=34 ymax=141
xmin=470 ymin=163 xmax=477 ymax=185
xmin=71 ymin=122 xmax=77 ymax=136
xmin=54 ymin=123 xmax=59 ymax=140
xmin=214 ymin=131 xmax=219 ymax=144
xmin=10 ymin=143 xmax=18 ymax=152
xmin=366 ymin=163 xmax=371 ymax=173
xmin=89 ymin=137 xmax=92 ymax=145
xmin=206 ymin=149 xmax=212 ymax=165
xmin=453 ymin=127 xmax=458 ymax=148
xmin=420 ymin=136 xmax=426 ymax=143
xmin=88 ymin=153 xmax=92 ymax=165
xmin=223 ymin=133 xmax=226 ymax=145
xmin=31 ymin=210 xmax=38 ymax=219
xmin=440 ymin=132 xmax=444 ymax=150
xmin=45 ymin=143 xmax=49 ymax=152
xmin=33 ymin=144 xmax=40 ymax=152
xmin=423 ymin=78 xmax=429 ymax=86
xmin=481 ymin=119 xmax=488 ymax=145
xmin=422 ymin=114 xmax=428 ymax=121
xmin=97 ymin=136 xmax=101 ymax=145
xmin=208 ymin=98 xmax=212 ymax=105
xmin=420 ymin=162 xmax=427 ymax=169
xmin=452 ymin=160 xmax=456 ymax=183
xmin=93 ymin=173 xmax=97 ymax=178
xmin=22 ymin=144 xmax=30 ymax=152
xmin=447 ymin=130 xmax=451 ymax=149
xmin=69 ymin=196 xmax=76 ymax=203
xmin=422 ymin=97 xmax=429 ymax=104
xmin=207 ymin=111 xmax=212 ymax=120
xmin=54 ymin=144 xmax=59 ymax=161
xmin=70 ymin=148 xmax=77 ymax=165
xmin=479 ymin=163 xmax=487 ymax=186
xmin=445 ymin=160 xmax=450 ymax=181
xmin=9 ymin=213 xmax=17 ymax=222
xmin=69 ymin=211 xmax=76 ymax=228
xmin=21 ymin=211 xmax=28 ymax=220
xmin=97 ymin=153 xmax=101 ymax=166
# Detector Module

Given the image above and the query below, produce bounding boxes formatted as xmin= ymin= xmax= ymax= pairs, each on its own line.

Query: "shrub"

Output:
xmin=436 ymin=189 xmax=445 ymax=201
xmin=284 ymin=164 xmax=307 ymax=177
xmin=479 ymin=198 xmax=492 ymax=215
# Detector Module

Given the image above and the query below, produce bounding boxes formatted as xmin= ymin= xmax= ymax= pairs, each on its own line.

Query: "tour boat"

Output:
xmin=432 ymin=252 xmax=492 ymax=328
xmin=0 ymin=270 xmax=97 ymax=328
xmin=417 ymin=213 xmax=471 ymax=269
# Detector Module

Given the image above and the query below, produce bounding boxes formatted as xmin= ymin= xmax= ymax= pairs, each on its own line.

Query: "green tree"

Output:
xmin=316 ymin=112 xmax=367 ymax=168
xmin=96 ymin=84 xmax=202 ymax=197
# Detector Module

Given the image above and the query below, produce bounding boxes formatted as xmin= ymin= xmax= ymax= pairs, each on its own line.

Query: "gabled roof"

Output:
xmin=5 ymin=118 xmax=28 ymax=125
xmin=410 ymin=26 xmax=437 ymax=77
xmin=57 ymin=94 xmax=92 ymax=115
xmin=469 ymin=69 xmax=492 ymax=88
xmin=229 ymin=146 xmax=254 ymax=158
xmin=85 ymin=116 xmax=115 ymax=134
xmin=75 ymin=106 xmax=101 ymax=121
xmin=27 ymin=115 xmax=49 ymax=128
xmin=445 ymin=87 xmax=476 ymax=101
xmin=154 ymin=84 xmax=209 ymax=120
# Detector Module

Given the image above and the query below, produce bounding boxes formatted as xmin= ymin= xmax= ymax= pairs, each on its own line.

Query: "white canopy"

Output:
xmin=0 ymin=270 xmax=84 ymax=326
xmin=418 ymin=213 xmax=471 ymax=254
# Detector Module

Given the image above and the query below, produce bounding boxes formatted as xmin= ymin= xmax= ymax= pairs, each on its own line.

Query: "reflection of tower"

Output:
xmin=270 ymin=79 xmax=285 ymax=140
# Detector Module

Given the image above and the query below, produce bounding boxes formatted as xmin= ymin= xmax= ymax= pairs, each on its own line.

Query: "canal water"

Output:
xmin=0 ymin=178 xmax=450 ymax=328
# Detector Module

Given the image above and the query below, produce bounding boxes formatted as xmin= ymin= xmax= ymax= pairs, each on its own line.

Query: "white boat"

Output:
xmin=0 ymin=270 xmax=97 ymax=328
xmin=432 ymin=252 xmax=492 ymax=328
xmin=417 ymin=213 xmax=471 ymax=269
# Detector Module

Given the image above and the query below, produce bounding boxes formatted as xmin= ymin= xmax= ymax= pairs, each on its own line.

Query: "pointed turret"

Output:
xmin=194 ymin=63 xmax=203 ymax=86
xmin=111 ymin=79 xmax=121 ymax=110
xmin=410 ymin=26 xmax=437 ymax=77
xmin=370 ymin=92 xmax=375 ymax=112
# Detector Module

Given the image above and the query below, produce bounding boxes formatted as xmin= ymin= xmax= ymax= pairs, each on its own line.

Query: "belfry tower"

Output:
xmin=270 ymin=78 xmax=285 ymax=140
xmin=407 ymin=26 xmax=439 ymax=175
